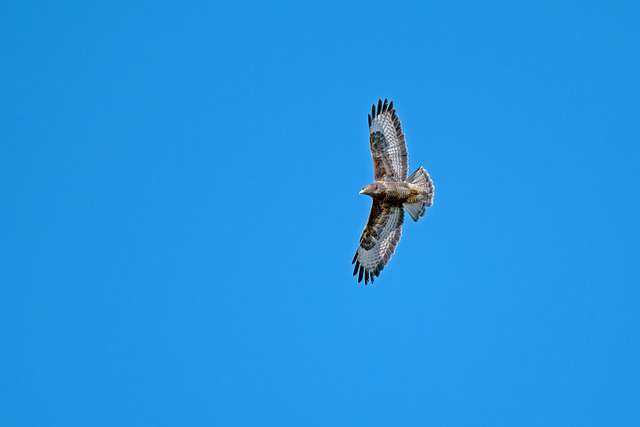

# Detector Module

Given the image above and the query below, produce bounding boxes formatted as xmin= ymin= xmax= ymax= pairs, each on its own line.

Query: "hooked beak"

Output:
xmin=359 ymin=189 xmax=365 ymax=194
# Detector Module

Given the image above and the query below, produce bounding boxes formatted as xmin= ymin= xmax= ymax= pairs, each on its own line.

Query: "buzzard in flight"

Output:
xmin=352 ymin=99 xmax=435 ymax=285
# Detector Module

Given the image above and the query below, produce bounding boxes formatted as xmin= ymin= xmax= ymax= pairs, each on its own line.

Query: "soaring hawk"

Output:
xmin=352 ymin=99 xmax=435 ymax=285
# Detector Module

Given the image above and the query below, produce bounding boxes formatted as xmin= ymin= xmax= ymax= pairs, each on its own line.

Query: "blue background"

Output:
xmin=3 ymin=1 xmax=640 ymax=426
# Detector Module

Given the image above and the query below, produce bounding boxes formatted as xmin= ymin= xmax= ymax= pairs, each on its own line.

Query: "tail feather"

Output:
xmin=404 ymin=166 xmax=435 ymax=222
xmin=404 ymin=201 xmax=427 ymax=222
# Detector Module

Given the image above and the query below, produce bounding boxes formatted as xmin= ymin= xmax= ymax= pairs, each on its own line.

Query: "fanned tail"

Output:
xmin=404 ymin=166 xmax=435 ymax=222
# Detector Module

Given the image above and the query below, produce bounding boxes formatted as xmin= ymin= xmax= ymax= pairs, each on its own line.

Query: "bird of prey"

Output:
xmin=352 ymin=99 xmax=435 ymax=285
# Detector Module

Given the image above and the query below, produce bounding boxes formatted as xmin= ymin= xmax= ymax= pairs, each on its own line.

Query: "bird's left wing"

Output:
xmin=368 ymin=99 xmax=408 ymax=181
xmin=352 ymin=201 xmax=404 ymax=284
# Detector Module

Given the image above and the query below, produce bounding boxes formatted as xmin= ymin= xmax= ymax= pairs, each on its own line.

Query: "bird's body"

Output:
xmin=352 ymin=99 xmax=435 ymax=285
xmin=361 ymin=180 xmax=428 ymax=204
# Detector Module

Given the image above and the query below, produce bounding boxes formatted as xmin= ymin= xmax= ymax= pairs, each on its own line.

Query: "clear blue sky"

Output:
xmin=3 ymin=1 xmax=640 ymax=426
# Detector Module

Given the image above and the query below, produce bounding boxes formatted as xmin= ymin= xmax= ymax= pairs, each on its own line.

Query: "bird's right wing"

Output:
xmin=368 ymin=99 xmax=408 ymax=181
xmin=352 ymin=201 xmax=404 ymax=284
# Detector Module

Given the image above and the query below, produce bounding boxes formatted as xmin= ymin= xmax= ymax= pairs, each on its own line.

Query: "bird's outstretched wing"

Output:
xmin=352 ymin=201 xmax=404 ymax=284
xmin=368 ymin=99 xmax=408 ymax=181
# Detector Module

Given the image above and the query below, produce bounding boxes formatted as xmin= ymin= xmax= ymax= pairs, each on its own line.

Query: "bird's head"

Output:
xmin=359 ymin=183 xmax=379 ymax=197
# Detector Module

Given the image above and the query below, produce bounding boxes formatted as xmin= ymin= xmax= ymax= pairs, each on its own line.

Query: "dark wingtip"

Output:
xmin=367 ymin=114 xmax=371 ymax=127
xmin=388 ymin=101 xmax=394 ymax=112
xmin=353 ymin=261 xmax=360 ymax=276
xmin=358 ymin=265 xmax=364 ymax=283
xmin=371 ymin=104 xmax=376 ymax=118
xmin=365 ymin=270 xmax=370 ymax=285
xmin=377 ymin=99 xmax=382 ymax=115
xmin=352 ymin=252 xmax=358 ymax=264
xmin=382 ymin=98 xmax=388 ymax=112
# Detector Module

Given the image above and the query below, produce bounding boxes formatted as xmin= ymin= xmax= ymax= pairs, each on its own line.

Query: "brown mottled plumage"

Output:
xmin=352 ymin=99 xmax=435 ymax=285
